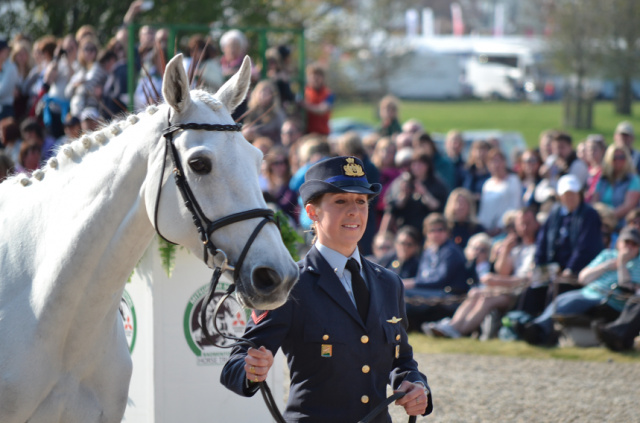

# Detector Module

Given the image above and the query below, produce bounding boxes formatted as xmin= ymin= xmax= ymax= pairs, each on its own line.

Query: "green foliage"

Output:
xmin=275 ymin=210 xmax=303 ymax=262
xmin=157 ymin=236 xmax=177 ymax=278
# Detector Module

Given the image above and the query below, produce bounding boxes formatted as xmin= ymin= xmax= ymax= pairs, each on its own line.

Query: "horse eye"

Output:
xmin=188 ymin=157 xmax=212 ymax=175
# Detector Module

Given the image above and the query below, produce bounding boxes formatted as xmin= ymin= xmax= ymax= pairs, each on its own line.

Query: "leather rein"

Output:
xmin=153 ymin=112 xmax=414 ymax=423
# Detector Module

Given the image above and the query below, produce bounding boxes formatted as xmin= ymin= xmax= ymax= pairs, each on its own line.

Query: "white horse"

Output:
xmin=0 ymin=55 xmax=298 ymax=423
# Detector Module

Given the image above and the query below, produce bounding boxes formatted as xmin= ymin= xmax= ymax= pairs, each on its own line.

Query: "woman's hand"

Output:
xmin=244 ymin=346 xmax=274 ymax=383
xmin=394 ymin=380 xmax=429 ymax=416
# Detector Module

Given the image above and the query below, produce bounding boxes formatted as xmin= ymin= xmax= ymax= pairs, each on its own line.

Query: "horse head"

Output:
xmin=148 ymin=54 xmax=298 ymax=310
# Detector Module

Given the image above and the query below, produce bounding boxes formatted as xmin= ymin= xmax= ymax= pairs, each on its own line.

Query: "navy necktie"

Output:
xmin=346 ymin=258 xmax=370 ymax=324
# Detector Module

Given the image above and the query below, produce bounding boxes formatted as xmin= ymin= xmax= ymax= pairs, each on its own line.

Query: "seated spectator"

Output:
xmin=15 ymin=141 xmax=41 ymax=172
xmin=0 ymin=152 xmax=14 ymax=182
xmin=263 ymin=146 xmax=298 ymax=221
xmin=592 ymin=145 xmax=640 ymax=222
xmin=427 ymin=209 xmax=540 ymax=338
xmin=21 ymin=117 xmax=55 ymax=162
xmin=403 ymin=214 xmax=470 ymax=327
xmin=0 ymin=39 xmax=19 ymax=120
xmin=369 ymin=231 xmax=395 ymax=263
xmin=401 ymin=118 xmax=423 ymax=136
xmin=445 ymin=130 xmax=465 ymax=188
xmin=265 ymin=47 xmax=294 ymax=111
xmin=280 ymin=118 xmax=302 ymax=150
xmin=371 ymin=137 xmax=400 ymax=226
xmin=462 ymin=140 xmax=491 ymax=205
xmin=538 ymin=129 xmax=555 ymax=163
xmin=584 ymin=135 xmax=606 ymax=203
xmin=242 ymin=80 xmax=286 ymax=143
xmin=362 ymin=132 xmax=380 ymax=158
xmin=592 ymin=202 xmax=618 ymax=248
xmin=377 ymin=226 xmax=421 ymax=278
xmin=134 ymin=47 xmax=163 ymax=109
xmin=539 ymin=131 xmax=589 ymax=190
xmin=445 ymin=187 xmax=485 ymax=250
xmin=576 ymin=141 xmax=586 ymax=162
xmin=477 ymin=149 xmax=523 ymax=236
xmin=613 ymin=121 xmax=640 ymax=173
xmin=524 ymin=226 xmax=640 ymax=346
xmin=625 ymin=208 xmax=640 ymax=231
xmin=57 ymin=116 xmax=81 ymax=144
xmin=394 ymin=131 xmax=413 ymax=150
xmin=519 ymin=149 xmax=542 ymax=210
xmin=377 ymin=95 xmax=401 ymax=136
xmin=385 ymin=149 xmax=449 ymax=233
xmin=413 ymin=132 xmax=455 ymax=190
xmin=525 ymin=174 xmax=604 ymax=316
xmin=80 ymin=107 xmax=101 ymax=133
xmin=66 ymin=37 xmax=99 ymax=116
xmin=187 ymin=34 xmax=223 ymax=92
xmin=302 ymin=63 xmax=333 ymax=136
xmin=0 ymin=117 xmax=21 ymax=163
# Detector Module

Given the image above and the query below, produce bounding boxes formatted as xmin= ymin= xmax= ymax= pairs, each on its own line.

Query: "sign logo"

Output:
xmin=119 ymin=290 xmax=137 ymax=353
xmin=183 ymin=282 xmax=249 ymax=366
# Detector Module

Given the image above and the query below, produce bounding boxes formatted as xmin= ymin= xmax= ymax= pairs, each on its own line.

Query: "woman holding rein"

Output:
xmin=221 ymin=156 xmax=432 ymax=422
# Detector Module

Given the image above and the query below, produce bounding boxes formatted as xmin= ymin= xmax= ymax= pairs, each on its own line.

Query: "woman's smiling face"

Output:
xmin=306 ymin=192 xmax=369 ymax=256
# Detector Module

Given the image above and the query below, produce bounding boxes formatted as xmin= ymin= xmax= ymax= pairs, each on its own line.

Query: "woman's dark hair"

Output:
xmin=411 ymin=148 xmax=435 ymax=180
xmin=0 ymin=117 xmax=20 ymax=145
xmin=18 ymin=141 xmax=40 ymax=168
xmin=20 ymin=118 xmax=43 ymax=141
xmin=396 ymin=225 xmax=421 ymax=246
xmin=517 ymin=149 xmax=541 ymax=180
xmin=466 ymin=140 xmax=491 ymax=169
xmin=264 ymin=146 xmax=291 ymax=187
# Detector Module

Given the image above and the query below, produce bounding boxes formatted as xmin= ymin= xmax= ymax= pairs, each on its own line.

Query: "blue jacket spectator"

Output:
xmin=444 ymin=130 xmax=466 ymax=188
xmin=461 ymin=140 xmax=491 ymax=206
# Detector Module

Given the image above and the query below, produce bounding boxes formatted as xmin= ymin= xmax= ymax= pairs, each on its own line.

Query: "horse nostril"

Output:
xmin=252 ymin=267 xmax=281 ymax=295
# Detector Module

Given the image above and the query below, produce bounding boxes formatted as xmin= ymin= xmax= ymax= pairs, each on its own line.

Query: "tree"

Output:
xmin=600 ymin=0 xmax=640 ymax=116
xmin=546 ymin=0 xmax=604 ymax=129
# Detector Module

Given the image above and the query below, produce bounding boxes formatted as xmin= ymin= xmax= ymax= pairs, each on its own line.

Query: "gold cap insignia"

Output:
xmin=343 ymin=157 xmax=365 ymax=177
xmin=387 ymin=316 xmax=402 ymax=324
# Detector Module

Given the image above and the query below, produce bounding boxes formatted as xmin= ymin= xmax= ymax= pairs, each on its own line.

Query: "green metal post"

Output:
xmin=259 ymin=29 xmax=268 ymax=80
xmin=298 ymin=28 xmax=306 ymax=99
xmin=127 ymin=24 xmax=137 ymax=111
xmin=167 ymin=27 xmax=177 ymax=61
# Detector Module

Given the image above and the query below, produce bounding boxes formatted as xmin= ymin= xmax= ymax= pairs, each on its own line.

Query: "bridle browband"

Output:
xmin=153 ymin=110 xmax=413 ymax=423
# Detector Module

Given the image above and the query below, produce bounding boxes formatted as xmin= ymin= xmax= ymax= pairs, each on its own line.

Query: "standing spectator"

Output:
xmin=302 ymin=63 xmax=333 ymax=136
xmin=413 ymin=132 xmax=455 ymax=190
xmin=220 ymin=29 xmax=249 ymax=79
xmin=477 ymin=149 xmax=523 ymax=236
xmin=242 ymin=80 xmax=286 ymax=143
xmin=592 ymin=145 xmax=640 ymax=221
xmin=519 ymin=149 xmax=542 ymax=209
xmin=265 ymin=47 xmax=294 ymax=110
xmin=584 ymin=135 xmax=606 ymax=203
xmin=385 ymin=149 xmax=449 ymax=233
xmin=137 ymin=25 xmax=155 ymax=64
xmin=525 ymin=226 xmax=640 ymax=346
xmin=613 ymin=121 xmax=640 ymax=173
xmin=134 ymin=47 xmax=163 ymax=109
xmin=377 ymin=95 xmax=401 ymax=136
xmin=0 ymin=40 xmax=19 ymax=120
xmin=378 ymin=226 xmax=422 ymax=278
xmin=403 ymin=214 xmax=470 ymax=327
xmin=280 ymin=118 xmax=303 ymax=150
xmin=0 ymin=117 xmax=21 ymax=163
xmin=65 ymin=37 xmax=99 ymax=116
xmin=444 ymin=188 xmax=485 ymax=250
xmin=187 ymin=35 xmax=223 ymax=92
xmin=263 ymin=146 xmax=298 ymax=221
xmin=445 ymin=130 xmax=465 ymax=188
xmin=103 ymin=38 xmax=129 ymax=115
xmin=462 ymin=140 xmax=491 ymax=205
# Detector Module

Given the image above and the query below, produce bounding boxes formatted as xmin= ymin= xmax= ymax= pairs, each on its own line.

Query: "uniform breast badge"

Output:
xmin=343 ymin=157 xmax=365 ymax=177
xmin=321 ymin=344 xmax=332 ymax=357
xmin=387 ymin=316 xmax=402 ymax=324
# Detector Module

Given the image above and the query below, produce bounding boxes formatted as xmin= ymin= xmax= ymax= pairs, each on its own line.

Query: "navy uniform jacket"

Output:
xmin=221 ymin=246 xmax=433 ymax=423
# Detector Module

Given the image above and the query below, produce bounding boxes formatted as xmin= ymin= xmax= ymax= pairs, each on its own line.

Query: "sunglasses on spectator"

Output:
xmin=613 ymin=155 xmax=626 ymax=161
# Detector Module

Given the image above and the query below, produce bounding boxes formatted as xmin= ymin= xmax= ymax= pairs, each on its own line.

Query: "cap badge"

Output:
xmin=387 ymin=316 xmax=402 ymax=324
xmin=343 ymin=157 xmax=365 ymax=177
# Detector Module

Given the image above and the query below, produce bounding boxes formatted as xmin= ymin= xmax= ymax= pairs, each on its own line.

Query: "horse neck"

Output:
xmin=2 ymin=108 xmax=168 ymax=321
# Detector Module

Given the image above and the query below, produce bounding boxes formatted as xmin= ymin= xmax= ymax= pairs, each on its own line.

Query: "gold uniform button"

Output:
xmin=361 ymin=395 xmax=369 ymax=404
xmin=362 ymin=365 xmax=370 ymax=373
xmin=361 ymin=335 xmax=369 ymax=344
xmin=396 ymin=334 xmax=401 ymax=341
xmin=322 ymin=334 xmax=329 ymax=341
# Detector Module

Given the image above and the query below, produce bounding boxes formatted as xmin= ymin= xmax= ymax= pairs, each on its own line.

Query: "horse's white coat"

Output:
xmin=0 ymin=54 xmax=297 ymax=423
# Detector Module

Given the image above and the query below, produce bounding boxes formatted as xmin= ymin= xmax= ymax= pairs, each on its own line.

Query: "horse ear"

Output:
xmin=215 ymin=55 xmax=251 ymax=113
xmin=162 ymin=53 xmax=192 ymax=114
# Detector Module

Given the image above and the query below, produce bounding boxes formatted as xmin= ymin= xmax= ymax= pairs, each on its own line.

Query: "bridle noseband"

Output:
xmin=153 ymin=111 xmax=412 ymax=423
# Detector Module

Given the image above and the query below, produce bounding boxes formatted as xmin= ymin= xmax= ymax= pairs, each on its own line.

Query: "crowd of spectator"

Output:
xmin=0 ymin=1 xmax=638 ymax=352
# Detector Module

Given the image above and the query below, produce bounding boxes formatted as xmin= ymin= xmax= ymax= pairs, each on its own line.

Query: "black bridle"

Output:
xmin=153 ymin=112 xmax=415 ymax=423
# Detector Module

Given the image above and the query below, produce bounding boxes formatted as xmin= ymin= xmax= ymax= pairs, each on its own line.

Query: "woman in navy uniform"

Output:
xmin=221 ymin=156 xmax=433 ymax=422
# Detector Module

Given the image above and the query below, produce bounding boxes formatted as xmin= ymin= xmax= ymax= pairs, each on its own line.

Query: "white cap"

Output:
xmin=615 ymin=121 xmax=634 ymax=136
xmin=81 ymin=107 xmax=100 ymax=121
xmin=557 ymin=174 xmax=582 ymax=196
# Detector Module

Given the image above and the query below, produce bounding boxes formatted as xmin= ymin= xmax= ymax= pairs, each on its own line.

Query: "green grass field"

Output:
xmin=408 ymin=333 xmax=640 ymax=363
xmin=333 ymin=101 xmax=640 ymax=149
